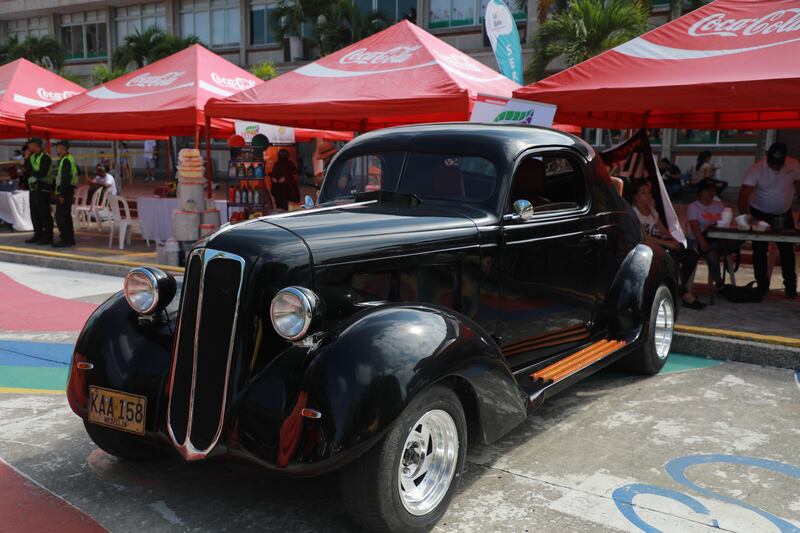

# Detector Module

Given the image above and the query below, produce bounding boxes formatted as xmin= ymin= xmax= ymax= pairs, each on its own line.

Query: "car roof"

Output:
xmin=341 ymin=123 xmax=595 ymax=162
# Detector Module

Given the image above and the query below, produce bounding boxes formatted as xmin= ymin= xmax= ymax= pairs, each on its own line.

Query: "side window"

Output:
xmin=508 ymin=153 xmax=588 ymax=213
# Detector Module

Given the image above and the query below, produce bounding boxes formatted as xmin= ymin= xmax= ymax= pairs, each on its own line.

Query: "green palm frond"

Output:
xmin=528 ymin=0 xmax=648 ymax=80
xmin=113 ymin=26 xmax=164 ymax=69
xmin=3 ymin=35 xmax=65 ymax=70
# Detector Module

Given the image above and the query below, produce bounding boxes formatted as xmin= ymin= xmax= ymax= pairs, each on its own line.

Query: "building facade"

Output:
xmin=1 ymin=0 xmax=790 ymax=184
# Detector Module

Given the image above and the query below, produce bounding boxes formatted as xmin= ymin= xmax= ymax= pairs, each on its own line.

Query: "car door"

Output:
xmin=498 ymin=150 xmax=603 ymax=371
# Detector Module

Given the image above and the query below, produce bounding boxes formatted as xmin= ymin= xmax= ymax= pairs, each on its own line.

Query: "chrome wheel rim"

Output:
xmin=397 ymin=409 xmax=459 ymax=516
xmin=654 ymin=296 xmax=674 ymax=360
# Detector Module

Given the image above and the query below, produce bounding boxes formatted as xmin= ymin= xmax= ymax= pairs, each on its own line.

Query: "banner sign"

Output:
xmin=601 ymin=129 xmax=686 ymax=246
xmin=484 ymin=0 xmax=523 ymax=83
xmin=470 ymin=94 xmax=556 ymax=127
xmin=234 ymin=120 xmax=295 ymax=144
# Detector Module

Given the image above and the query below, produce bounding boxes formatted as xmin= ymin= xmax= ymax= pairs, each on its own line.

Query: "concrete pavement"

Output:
xmin=1 ymin=262 xmax=799 ymax=532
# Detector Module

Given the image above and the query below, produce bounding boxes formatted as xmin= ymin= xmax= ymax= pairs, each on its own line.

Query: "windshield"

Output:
xmin=321 ymin=152 xmax=499 ymax=206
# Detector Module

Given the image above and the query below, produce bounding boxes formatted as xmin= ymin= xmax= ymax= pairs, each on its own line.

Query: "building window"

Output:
xmin=115 ymin=3 xmax=166 ymax=46
xmin=5 ymin=17 xmax=48 ymax=41
xmin=61 ymin=11 xmax=108 ymax=60
xmin=429 ymin=0 xmax=525 ymax=29
xmin=355 ymin=0 xmax=417 ymax=22
xmin=677 ymin=129 xmax=765 ymax=146
xmin=249 ymin=0 xmax=278 ymax=45
xmin=180 ymin=0 xmax=240 ymax=48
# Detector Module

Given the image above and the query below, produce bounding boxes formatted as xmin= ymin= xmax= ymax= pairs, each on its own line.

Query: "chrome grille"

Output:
xmin=167 ymin=248 xmax=245 ymax=460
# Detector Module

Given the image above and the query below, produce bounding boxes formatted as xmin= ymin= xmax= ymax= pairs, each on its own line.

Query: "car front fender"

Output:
xmin=304 ymin=305 xmax=525 ymax=456
xmin=67 ymin=290 xmax=178 ymax=440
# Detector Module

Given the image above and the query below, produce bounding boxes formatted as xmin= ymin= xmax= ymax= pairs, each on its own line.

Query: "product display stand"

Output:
xmin=226 ymin=146 xmax=272 ymax=223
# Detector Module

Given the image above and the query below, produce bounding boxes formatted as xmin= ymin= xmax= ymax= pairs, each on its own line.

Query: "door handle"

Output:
xmin=582 ymin=233 xmax=608 ymax=242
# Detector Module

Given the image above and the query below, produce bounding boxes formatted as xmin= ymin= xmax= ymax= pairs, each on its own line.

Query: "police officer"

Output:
xmin=23 ymin=137 xmax=54 ymax=245
xmin=53 ymin=140 xmax=78 ymax=247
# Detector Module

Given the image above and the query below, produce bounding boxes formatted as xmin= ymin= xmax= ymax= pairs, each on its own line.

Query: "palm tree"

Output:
xmin=113 ymin=26 xmax=164 ymax=70
xmin=529 ymin=0 xmax=649 ymax=80
xmin=315 ymin=0 xmax=390 ymax=55
xmin=270 ymin=0 xmax=328 ymax=39
xmin=147 ymin=34 xmax=202 ymax=63
xmin=2 ymin=35 xmax=65 ymax=70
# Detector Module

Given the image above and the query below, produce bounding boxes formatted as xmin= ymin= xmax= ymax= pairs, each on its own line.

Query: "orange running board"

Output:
xmin=530 ymin=339 xmax=627 ymax=384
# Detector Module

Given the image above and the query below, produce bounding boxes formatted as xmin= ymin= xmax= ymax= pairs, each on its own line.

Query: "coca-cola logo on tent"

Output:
xmin=211 ymin=72 xmax=256 ymax=90
xmin=36 ymin=88 xmax=78 ymax=101
xmin=688 ymin=9 xmax=800 ymax=38
xmin=339 ymin=46 xmax=421 ymax=65
xmin=434 ymin=52 xmax=482 ymax=73
xmin=126 ymin=71 xmax=186 ymax=88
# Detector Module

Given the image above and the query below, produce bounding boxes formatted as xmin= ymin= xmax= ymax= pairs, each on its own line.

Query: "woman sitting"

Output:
xmin=631 ymin=180 xmax=705 ymax=310
xmin=692 ymin=151 xmax=728 ymax=195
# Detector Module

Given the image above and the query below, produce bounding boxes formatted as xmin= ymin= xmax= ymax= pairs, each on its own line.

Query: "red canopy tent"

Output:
xmin=0 ymin=58 xmax=153 ymax=141
xmin=514 ymin=0 xmax=800 ymax=129
xmin=26 ymin=44 xmax=262 ymax=140
xmin=204 ymin=20 xmax=521 ymax=132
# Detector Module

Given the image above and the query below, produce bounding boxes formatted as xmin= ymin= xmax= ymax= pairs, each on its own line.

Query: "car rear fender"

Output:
xmin=605 ymin=244 xmax=678 ymax=341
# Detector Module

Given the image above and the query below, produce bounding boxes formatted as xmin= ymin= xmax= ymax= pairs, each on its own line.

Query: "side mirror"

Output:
xmin=303 ymin=194 xmax=314 ymax=209
xmin=512 ymin=199 xmax=534 ymax=221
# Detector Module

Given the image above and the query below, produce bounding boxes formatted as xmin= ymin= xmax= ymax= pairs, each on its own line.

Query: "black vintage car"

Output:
xmin=68 ymin=124 xmax=678 ymax=532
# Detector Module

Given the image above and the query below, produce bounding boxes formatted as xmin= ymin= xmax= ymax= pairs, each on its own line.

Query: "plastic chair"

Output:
xmin=87 ymin=188 xmax=113 ymax=231
xmin=71 ymin=185 xmax=90 ymax=229
xmin=108 ymin=195 xmax=133 ymax=249
xmin=74 ymin=187 xmax=102 ymax=229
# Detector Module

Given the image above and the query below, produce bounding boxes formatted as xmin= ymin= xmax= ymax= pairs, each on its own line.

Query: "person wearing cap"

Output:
xmin=738 ymin=142 xmax=800 ymax=298
xmin=23 ymin=137 xmax=54 ymax=245
xmin=53 ymin=140 xmax=78 ymax=247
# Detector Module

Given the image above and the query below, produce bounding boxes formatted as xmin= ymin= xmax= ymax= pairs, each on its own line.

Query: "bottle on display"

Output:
xmin=255 ymin=163 xmax=264 ymax=178
xmin=237 ymin=163 xmax=246 ymax=177
xmin=228 ymin=163 xmax=237 ymax=178
xmin=234 ymin=186 xmax=242 ymax=204
xmin=253 ymin=186 xmax=260 ymax=205
xmin=246 ymin=164 xmax=255 ymax=178
xmin=228 ymin=185 xmax=235 ymax=203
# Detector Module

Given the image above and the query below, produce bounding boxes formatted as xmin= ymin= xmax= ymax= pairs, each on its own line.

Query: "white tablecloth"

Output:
xmin=0 ymin=191 xmax=33 ymax=231
xmin=137 ymin=197 xmax=228 ymax=243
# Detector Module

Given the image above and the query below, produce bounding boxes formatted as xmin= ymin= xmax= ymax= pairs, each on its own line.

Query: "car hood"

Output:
xmin=261 ymin=201 xmax=484 ymax=266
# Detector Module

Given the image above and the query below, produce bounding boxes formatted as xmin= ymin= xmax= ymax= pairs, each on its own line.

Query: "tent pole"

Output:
xmin=204 ymin=117 xmax=213 ymax=199
xmin=166 ymin=137 xmax=172 ymax=181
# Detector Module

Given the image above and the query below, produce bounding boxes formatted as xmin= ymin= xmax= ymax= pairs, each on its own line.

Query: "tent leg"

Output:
xmin=204 ymin=118 xmax=213 ymax=199
xmin=166 ymin=137 xmax=172 ymax=181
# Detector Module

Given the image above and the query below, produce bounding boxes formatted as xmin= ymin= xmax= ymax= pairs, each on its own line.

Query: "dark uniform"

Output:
xmin=55 ymin=148 xmax=78 ymax=246
xmin=23 ymin=146 xmax=55 ymax=244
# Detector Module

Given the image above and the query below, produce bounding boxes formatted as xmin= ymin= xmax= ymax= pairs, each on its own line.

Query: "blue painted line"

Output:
xmin=666 ymin=455 xmax=800 ymax=533
xmin=0 ymin=340 xmax=73 ymax=368
xmin=795 ymin=369 xmax=799 ymax=389
xmin=613 ymin=483 xmax=716 ymax=533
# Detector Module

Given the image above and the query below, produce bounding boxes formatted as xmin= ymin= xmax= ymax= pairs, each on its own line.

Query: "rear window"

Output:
xmin=322 ymin=151 xmax=498 ymax=205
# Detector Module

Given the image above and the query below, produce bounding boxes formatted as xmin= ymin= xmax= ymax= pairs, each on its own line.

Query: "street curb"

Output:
xmin=0 ymin=249 xmax=185 ymax=278
xmin=675 ymin=324 xmax=800 ymax=349
xmin=673 ymin=331 xmax=800 ymax=370
xmin=0 ymin=246 xmax=182 ymax=278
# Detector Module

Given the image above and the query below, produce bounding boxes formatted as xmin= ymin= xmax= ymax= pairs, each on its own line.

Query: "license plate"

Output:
xmin=88 ymin=386 xmax=147 ymax=436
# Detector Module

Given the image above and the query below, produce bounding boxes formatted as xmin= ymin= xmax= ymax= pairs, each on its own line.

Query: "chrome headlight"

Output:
xmin=270 ymin=287 xmax=322 ymax=341
xmin=124 ymin=267 xmax=176 ymax=315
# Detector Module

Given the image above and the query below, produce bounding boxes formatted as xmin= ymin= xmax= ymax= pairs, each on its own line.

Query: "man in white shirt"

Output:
xmin=738 ymin=142 xmax=800 ymax=297
xmin=92 ymin=164 xmax=118 ymax=196
xmin=143 ymin=139 xmax=157 ymax=181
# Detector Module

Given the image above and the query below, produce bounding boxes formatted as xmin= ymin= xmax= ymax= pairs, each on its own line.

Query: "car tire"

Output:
xmin=83 ymin=421 xmax=166 ymax=461
xmin=339 ymin=384 xmax=467 ymax=533
xmin=625 ymin=284 xmax=675 ymax=375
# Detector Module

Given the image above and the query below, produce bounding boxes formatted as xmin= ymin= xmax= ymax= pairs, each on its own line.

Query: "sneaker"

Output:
xmin=24 ymin=235 xmax=42 ymax=244
xmin=786 ymin=287 xmax=797 ymax=299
